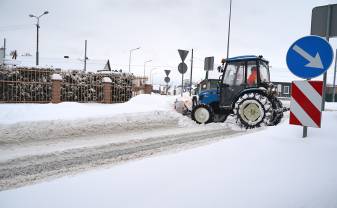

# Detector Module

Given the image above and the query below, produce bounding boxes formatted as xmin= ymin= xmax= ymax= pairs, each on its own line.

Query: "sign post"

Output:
xmin=311 ymin=4 xmax=337 ymax=109
xmin=189 ymin=49 xmax=194 ymax=96
xmin=177 ymin=49 xmax=189 ymax=96
xmin=164 ymin=70 xmax=171 ymax=95
xmin=333 ymin=49 xmax=337 ymax=102
xmin=286 ymin=35 xmax=333 ymax=138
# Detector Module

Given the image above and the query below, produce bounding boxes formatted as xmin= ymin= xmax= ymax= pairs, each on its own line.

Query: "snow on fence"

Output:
xmin=60 ymin=70 xmax=133 ymax=103
xmin=61 ymin=71 xmax=104 ymax=102
xmin=0 ymin=67 xmax=53 ymax=103
xmin=0 ymin=67 xmax=134 ymax=103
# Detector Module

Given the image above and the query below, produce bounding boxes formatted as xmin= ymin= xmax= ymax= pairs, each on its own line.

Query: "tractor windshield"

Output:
xmin=223 ymin=62 xmax=245 ymax=86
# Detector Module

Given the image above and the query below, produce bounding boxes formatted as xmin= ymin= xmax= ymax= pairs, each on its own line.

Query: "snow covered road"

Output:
xmin=0 ymin=124 xmax=245 ymax=191
xmin=0 ymin=94 xmax=250 ymax=190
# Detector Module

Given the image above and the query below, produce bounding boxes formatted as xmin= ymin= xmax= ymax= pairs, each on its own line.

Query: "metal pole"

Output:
xmin=189 ymin=49 xmax=193 ymax=96
xmin=303 ymin=126 xmax=308 ymax=138
xmin=84 ymin=40 xmax=87 ymax=72
xmin=166 ymin=83 xmax=168 ymax=95
xmin=3 ymin=38 xmax=6 ymax=59
xmin=143 ymin=62 xmax=146 ymax=77
xmin=29 ymin=12 xmax=48 ymax=66
xmin=333 ymin=49 xmax=337 ymax=102
xmin=143 ymin=60 xmax=152 ymax=78
xmin=128 ymin=50 xmax=131 ymax=73
xmin=181 ymin=73 xmax=184 ymax=96
xmin=226 ymin=0 xmax=232 ymax=59
xmin=322 ymin=5 xmax=332 ymax=110
xmin=36 ymin=21 xmax=39 ymax=65
xmin=303 ymin=77 xmax=311 ymax=138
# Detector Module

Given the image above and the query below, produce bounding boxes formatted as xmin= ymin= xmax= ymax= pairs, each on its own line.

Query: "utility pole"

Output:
xmin=226 ymin=0 xmax=232 ymax=59
xmin=3 ymin=38 xmax=6 ymax=59
xmin=189 ymin=49 xmax=194 ymax=96
xmin=29 ymin=11 xmax=49 ymax=66
xmin=144 ymin=59 xmax=152 ymax=77
xmin=84 ymin=40 xmax=87 ymax=72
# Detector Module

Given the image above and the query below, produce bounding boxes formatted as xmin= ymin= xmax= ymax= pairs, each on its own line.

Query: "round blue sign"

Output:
xmin=286 ymin=35 xmax=334 ymax=79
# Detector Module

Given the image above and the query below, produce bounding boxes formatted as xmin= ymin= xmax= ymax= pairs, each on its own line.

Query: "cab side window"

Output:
xmin=247 ymin=61 xmax=258 ymax=86
xmin=223 ymin=64 xmax=235 ymax=85
xmin=234 ymin=62 xmax=245 ymax=86
xmin=259 ymin=61 xmax=270 ymax=83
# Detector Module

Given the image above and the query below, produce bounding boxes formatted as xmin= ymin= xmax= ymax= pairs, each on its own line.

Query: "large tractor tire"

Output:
xmin=268 ymin=97 xmax=284 ymax=126
xmin=233 ymin=92 xmax=272 ymax=128
xmin=191 ymin=104 xmax=214 ymax=124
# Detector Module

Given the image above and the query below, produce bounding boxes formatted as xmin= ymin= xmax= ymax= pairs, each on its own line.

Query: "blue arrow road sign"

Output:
xmin=286 ymin=35 xmax=334 ymax=79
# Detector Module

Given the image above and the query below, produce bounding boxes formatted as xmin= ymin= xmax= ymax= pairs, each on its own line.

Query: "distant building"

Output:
xmin=272 ymin=81 xmax=291 ymax=98
xmin=270 ymin=68 xmax=337 ymax=101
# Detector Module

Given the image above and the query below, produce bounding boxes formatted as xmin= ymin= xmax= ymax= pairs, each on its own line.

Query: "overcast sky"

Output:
xmin=1 ymin=0 xmax=336 ymax=83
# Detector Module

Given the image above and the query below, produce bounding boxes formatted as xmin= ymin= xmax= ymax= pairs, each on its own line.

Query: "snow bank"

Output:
xmin=0 ymin=94 xmax=198 ymax=145
xmin=0 ymin=94 xmax=176 ymax=124
xmin=51 ymin=74 xmax=62 ymax=81
xmin=1 ymin=110 xmax=336 ymax=208
xmin=325 ymin=102 xmax=337 ymax=111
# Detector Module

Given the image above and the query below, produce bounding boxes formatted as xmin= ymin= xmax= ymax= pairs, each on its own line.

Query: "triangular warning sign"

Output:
xmin=164 ymin=70 xmax=171 ymax=76
xmin=104 ymin=60 xmax=111 ymax=71
xmin=178 ymin=49 xmax=189 ymax=62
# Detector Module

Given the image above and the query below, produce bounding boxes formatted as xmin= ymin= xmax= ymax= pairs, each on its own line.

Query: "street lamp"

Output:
xmin=143 ymin=59 xmax=152 ymax=77
xmin=29 ymin=10 xmax=49 ymax=66
xmin=150 ymin=68 xmax=160 ymax=84
xmin=226 ymin=0 xmax=232 ymax=59
xmin=128 ymin=47 xmax=141 ymax=73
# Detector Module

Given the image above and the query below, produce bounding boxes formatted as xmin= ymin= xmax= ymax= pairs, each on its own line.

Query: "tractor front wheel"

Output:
xmin=191 ymin=104 xmax=214 ymax=124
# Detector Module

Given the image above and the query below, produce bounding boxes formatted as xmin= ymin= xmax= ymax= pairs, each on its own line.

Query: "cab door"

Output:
xmin=219 ymin=61 xmax=246 ymax=107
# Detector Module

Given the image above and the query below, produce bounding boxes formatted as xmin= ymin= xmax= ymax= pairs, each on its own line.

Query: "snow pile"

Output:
xmin=51 ymin=73 xmax=62 ymax=81
xmin=1 ymin=108 xmax=336 ymax=207
xmin=0 ymin=94 xmax=175 ymax=124
xmin=0 ymin=94 xmax=196 ymax=145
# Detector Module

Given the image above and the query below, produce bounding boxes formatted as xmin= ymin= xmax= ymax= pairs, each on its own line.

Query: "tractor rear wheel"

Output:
xmin=191 ymin=104 xmax=214 ymax=124
xmin=233 ymin=92 xmax=272 ymax=128
xmin=268 ymin=97 xmax=284 ymax=126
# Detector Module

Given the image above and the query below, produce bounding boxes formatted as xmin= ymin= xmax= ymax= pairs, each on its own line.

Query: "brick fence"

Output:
xmin=0 ymin=67 xmax=136 ymax=104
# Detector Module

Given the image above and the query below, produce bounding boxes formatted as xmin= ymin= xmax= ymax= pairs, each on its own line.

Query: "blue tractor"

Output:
xmin=191 ymin=55 xmax=286 ymax=128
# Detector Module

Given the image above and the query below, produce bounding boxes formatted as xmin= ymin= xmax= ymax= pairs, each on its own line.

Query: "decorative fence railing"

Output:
xmin=0 ymin=66 xmax=135 ymax=104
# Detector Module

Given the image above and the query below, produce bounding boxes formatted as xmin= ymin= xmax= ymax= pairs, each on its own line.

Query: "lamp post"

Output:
xmin=29 ymin=11 xmax=49 ymax=66
xmin=143 ymin=59 xmax=152 ymax=77
xmin=128 ymin=47 xmax=141 ymax=73
xmin=226 ymin=0 xmax=232 ymax=59
xmin=150 ymin=68 xmax=159 ymax=84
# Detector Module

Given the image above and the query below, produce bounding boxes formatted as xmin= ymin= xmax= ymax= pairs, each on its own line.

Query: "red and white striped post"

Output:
xmin=289 ymin=80 xmax=323 ymax=137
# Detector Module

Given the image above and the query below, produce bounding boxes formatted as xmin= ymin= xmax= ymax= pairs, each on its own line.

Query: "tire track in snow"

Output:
xmin=0 ymin=128 xmax=243 ymax=191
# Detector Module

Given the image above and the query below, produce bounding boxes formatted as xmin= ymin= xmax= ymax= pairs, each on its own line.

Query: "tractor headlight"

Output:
xmin=270 ymin=86 xmax=277 ymax=95
xmin=272 ymin=86 xmax=277 ymax=93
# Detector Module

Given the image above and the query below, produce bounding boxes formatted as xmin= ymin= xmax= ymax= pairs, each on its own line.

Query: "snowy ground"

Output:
xmin=1 ymin=95 xmax=337 ymax=208
xmin=0 ymin=94 xmax=246 ymax=190
xmin=0 ymin=95 xmax=193 ymax=146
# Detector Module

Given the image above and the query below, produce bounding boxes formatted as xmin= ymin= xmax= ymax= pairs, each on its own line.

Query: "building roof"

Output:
xmin=3 ymin=55 xmax=113 ymax=73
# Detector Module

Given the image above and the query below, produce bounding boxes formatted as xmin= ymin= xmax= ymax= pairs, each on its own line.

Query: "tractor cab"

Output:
xmin=218 ymin=55 xmax=270 ymax=108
